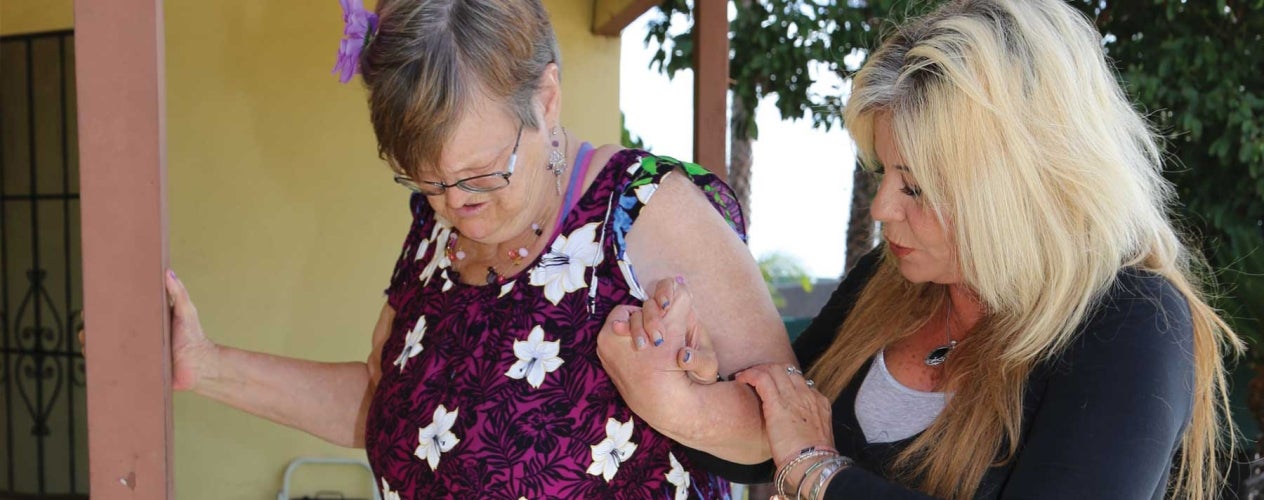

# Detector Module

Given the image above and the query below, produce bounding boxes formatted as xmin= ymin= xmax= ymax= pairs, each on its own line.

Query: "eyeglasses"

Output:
xmin=394 ymin=122 xmax=524 ymax=196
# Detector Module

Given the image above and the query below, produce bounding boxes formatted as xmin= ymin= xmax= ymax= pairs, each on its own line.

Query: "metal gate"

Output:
xmin=0 ymin=29 xmax=87 ymax=498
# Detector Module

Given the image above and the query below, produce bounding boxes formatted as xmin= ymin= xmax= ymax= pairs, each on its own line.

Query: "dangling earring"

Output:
xmin=547 ymin=125 xmax=568 ymax=195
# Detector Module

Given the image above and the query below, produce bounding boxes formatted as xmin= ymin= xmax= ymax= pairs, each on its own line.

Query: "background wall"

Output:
xmin=0 ymin=0 xmax=73 ymax=36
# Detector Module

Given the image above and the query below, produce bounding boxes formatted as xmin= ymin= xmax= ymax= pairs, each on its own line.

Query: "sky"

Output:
xmin=618 ymin=12 xmax=858 ymax=279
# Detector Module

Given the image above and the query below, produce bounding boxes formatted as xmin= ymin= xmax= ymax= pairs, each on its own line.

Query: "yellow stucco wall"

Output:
xmin=5 ymin=0 xmax=621 ymax=498
xmin=0 ymin=0 xmax=73 ymax=36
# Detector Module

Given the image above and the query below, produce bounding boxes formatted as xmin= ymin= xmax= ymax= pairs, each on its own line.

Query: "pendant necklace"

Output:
xmin=446 ymin=221 xmax=545 ymax=285
xmin=924 ymin=300 xmax=957 ymax=366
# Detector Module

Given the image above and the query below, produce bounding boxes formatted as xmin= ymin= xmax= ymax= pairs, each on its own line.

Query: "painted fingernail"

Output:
xmin=636 ymin=337 xmax=647 ymax=349
xmin=660 ymin=298 xmax=671 ymax=309
xmin=169 ymin=270 xmax=177 ymax=279
xmin=653 ymin=333 xmax=664 ymax=347
xmin=683 ymin=349 xmax=693 ymax=363
xmin=675 ymin=275 xmax=685 ymax=285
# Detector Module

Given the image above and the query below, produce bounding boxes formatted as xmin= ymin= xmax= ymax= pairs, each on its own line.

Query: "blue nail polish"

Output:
xmin=683 ymin=349 xmax=693 ymax=363
xmin=661 ymin=299 xmax=670 ymax=309
xmin=636 ymin=337 xmax=647 ymax=349
xmin=654 ymin=337 xmax=664 ymax=347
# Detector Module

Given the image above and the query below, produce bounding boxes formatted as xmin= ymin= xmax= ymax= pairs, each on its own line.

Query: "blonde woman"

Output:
xmin=599 ymin=0 xmax=1243 ymax=498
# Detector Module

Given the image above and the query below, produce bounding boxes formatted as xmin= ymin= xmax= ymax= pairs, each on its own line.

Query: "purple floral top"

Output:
xmin=366 ymin=150 xmax=746 ymax=499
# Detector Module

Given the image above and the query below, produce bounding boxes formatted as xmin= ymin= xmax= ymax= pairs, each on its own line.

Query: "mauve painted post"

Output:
xmin=693 ymin=0 xmax=729 ymax=180
xmin=74 ymin=0 xmax=173 ymax=498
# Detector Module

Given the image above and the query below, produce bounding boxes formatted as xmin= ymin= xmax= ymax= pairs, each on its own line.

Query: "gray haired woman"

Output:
xmin=157 ymin=0 xmax=794 ymax=498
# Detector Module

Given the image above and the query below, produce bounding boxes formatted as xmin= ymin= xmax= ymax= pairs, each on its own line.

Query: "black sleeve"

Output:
xmin=823 ymin=467 xmax=939 ymax=499
xmin=996 ymin=272 xmax=1194 ymax=498
xmin=683 ymin=247 xmax=885 ymax=484
xmin=817 ymin=272 xmax=1195 ymax=499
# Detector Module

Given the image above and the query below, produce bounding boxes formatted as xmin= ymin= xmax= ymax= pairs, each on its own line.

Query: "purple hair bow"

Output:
xmin=333 ymin=0 xmax=378 ymax=83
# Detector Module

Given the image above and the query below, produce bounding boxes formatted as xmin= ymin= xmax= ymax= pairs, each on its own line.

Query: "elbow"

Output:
xmin=345 ymin=429 xmax=366 ymax=449
xmin=677 ymin=407 xmax=771 ymax=465
xmin=331 ymin=430 xmax=366 ymax=449
xmin=318 ymin=427 xmax=364 ymax=449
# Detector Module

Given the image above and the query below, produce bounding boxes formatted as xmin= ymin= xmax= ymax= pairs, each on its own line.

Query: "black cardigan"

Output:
xmin=691 ymin=249 xmax=1195 ymax=499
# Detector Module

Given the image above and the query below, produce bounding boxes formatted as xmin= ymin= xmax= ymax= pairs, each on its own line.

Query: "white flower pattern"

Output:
xmin=440 ymin=269 xmax=454 ymax=292
xmin=380 ymin=478 xmax=400 ymax=500
xmin=414 ymin=404 xmax=460 ymax=470
xmin=417 ymin=219 xmax=453 ymax=286
xmin=393 ymin=316 xmax=426 ymax=372
xmin=505 ymin=325 xmax=564 ymax=389
xmin=666 ymin=452 xmax=691 ymax=500
xmin=617 ymin=259 xmax=648 ymax=301
xmin=528 ymin=222 xmax=603 ymax=305
xmin=587 ymin=417 xmax=638 ymax=482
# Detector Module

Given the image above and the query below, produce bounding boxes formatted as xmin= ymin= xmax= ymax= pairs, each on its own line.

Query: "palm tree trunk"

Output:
xmin=844 ymin=161 xmax=877 ymax=275
xmin=729 ymin=95 xmax=754 ymax=218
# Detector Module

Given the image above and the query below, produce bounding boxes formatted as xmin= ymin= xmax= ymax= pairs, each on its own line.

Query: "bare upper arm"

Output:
xmin=367 ymin=302 xmax=395 ymax=389
xmin=625 ymin=171 xmax=794 ymax=374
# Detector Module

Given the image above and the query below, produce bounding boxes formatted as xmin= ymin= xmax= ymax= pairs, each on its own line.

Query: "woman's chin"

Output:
xmin=896 ymin=264 xmax=933 ymax=284
xmin=455 ymin=222 xmax=490 ymax=240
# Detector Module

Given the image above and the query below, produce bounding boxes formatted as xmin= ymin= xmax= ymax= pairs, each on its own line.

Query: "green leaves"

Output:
xmin=1090 ymin=0 xmax=1264 ymax=337
xmin=648 ymin=0 xmax=933 ymax=129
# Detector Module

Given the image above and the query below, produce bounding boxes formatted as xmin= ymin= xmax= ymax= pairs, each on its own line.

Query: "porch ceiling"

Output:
xmin=591 ymin=0 xmax=659 ymax=36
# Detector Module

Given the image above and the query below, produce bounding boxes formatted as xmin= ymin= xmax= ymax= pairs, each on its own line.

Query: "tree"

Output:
xmin=1069 ymin=0 xmax=1264 ymax=337
xmin=620 ymin=111 xmax=647 ymax=150
xmin=759 ymin=251 xmax=815 ymax=309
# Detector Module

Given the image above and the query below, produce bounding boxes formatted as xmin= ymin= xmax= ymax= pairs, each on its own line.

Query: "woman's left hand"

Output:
xmin=735 ymin=363 xmax=836 ymax=468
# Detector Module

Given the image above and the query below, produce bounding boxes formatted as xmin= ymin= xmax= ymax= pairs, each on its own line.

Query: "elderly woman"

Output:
xmin=158 ymin=0 xmax=794 ymax=498
xmin=601 ymin=0 xmax=1243 ymax=499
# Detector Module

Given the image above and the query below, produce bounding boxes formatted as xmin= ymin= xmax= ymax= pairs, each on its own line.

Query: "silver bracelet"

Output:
xmin=774 ymin=449 xmax=837 ymax=498
xmin=808 ymin=456 xmax=854 ymax=500
xmin=796 ymin=457 xmax=837 ymax=500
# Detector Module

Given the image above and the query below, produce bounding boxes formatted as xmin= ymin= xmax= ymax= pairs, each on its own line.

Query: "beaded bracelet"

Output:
xmin=808 ymin=456 xmax=854 ymax=500
xmin=774 ymin=448 xmax=838 ymax=498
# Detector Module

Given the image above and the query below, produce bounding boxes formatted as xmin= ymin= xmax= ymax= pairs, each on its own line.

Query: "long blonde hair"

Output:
xmin=810 ymin=1 xmax=1244 ymax=498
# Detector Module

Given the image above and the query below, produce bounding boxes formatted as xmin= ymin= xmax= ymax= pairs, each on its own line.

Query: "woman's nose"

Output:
xmin=870 ymin=179 xmax=904 ymax=223
xmin=443 ymin=187 xmax=472 ymax=209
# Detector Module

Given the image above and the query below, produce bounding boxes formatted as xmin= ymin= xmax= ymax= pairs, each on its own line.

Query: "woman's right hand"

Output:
xmin=734 ymin=363 xmax=835 ymax=470
xmin=164 ymin=270 xmax=219 ymax=391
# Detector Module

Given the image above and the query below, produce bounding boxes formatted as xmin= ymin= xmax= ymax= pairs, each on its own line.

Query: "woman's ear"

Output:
xmin=538 ymin=62 xmax=562 ymax=127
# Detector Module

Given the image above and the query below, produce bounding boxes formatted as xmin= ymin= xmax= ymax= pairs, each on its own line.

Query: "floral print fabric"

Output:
xmin=367 ymin=150 xmax=745 ymax=499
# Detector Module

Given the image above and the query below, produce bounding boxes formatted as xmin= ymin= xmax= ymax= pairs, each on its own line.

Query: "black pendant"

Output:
xmin=924 ymin=340 xmax=957 ymax=366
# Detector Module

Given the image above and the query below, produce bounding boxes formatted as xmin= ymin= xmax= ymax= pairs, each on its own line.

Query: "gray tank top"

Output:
xmin=854 ymin=350 xmax=948 ymax=443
